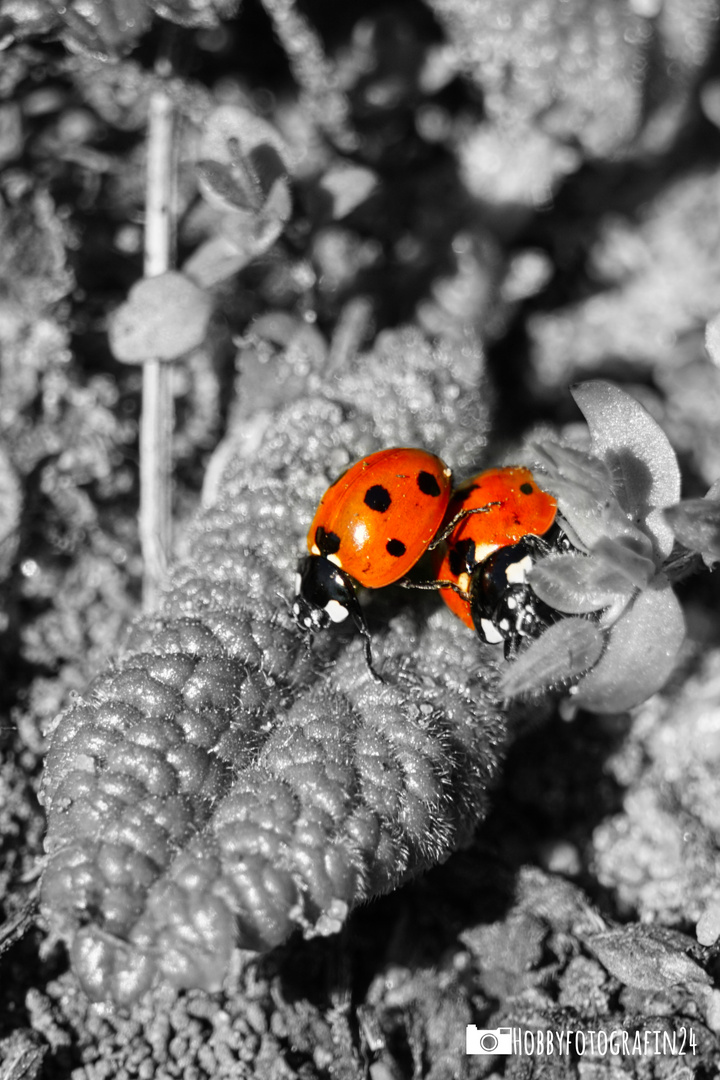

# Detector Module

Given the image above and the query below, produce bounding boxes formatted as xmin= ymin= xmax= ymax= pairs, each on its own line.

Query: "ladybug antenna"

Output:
xmin=429 ymin=500 xmax=503 ymax=549
xmin=276 ymin=591 xmax=295 ymax=617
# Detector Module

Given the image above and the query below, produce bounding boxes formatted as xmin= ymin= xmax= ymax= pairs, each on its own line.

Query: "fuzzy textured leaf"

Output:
xmin=570 ymin=575 xmax=685 ymax=713
xmin=500 ymin=617 xmax=604 ymax=699
xmin=530 ymin=553 xmax=633 ymax=614
xmin=664 ymin=497 xmax=720 ymax=565
xmin=571 ymin=381 xmax=680 ymax=559
xmin=533 ymin=440 xmax=654 ymax=559
xmin=41 ymin=329 xmax=502 ymax=1005
xmin=591 ymin=535 xmax=655 ymax=588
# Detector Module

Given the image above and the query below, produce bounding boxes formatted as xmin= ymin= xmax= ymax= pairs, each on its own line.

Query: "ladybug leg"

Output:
xmin=428 ymin=502 xmax=503 ymax=549
xmin=346 ymin=603 xmax=384 ymax=683
xmin=293 ymin=555 xmax=384 ymax=681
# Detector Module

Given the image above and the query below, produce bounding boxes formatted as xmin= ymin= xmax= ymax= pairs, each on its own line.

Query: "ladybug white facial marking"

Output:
xmin=480 ymin=618 xmax=504 ymax=644
xmin=292 ymin=597 xmax=320 ymax=631
xmin=505 ymin=554 xmax=533 ymax=585
xmin=325 ymin=599 xmax=350 ymax=623
xmin=327 ymin=553 xmax=343 ymax=568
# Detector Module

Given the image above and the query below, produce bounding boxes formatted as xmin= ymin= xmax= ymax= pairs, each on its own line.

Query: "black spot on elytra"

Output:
xmin=520 ymin=482 xmax=534 ymax=495
xmin=417 ymin=471 xmax=442 ymax=497
xmin=449 ymin=538 xmax=476 ymax=576
xmin=448 ymin=547 xmax=465 ymax=576
xmin=364 ymin=485 xmax=391 ymax=513
xmin=452 ymin=484 xmax=479 ymax=506
xmin=386 ymin=538 xmax=406 ymax=558
xmin=315 ymin=526 xmax=340 ymax=555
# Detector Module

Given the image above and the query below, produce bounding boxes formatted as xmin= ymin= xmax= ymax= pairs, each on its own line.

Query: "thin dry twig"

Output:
xmin=0 ymin=884 xmax=39 ymax=960
xmin=140 ymin=82 xmax=176 ymax=611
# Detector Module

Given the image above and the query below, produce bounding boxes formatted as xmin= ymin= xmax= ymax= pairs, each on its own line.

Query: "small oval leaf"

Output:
xmin=182 ymin=235 xmax=257 ymax=289
xmin=534 ymin=440 xmax=654 ymax=558
xmin=109 ymin=272 xmax=213 ymax=364
xmin=530 ymin=553 xmax=633 ymax=614
xmin=196 ymin=159 xmax=263 ymax=213
xmin=586 ymin=927 xmax=710 ymax=992
xmin=571 ymin=381 xmax=680 ymax=559
xmin=591 ymin=535 xmax=655 ymax=588
xmin=533 ymin=441 xmax=614 ymax=494
xmin=500 ymin=618 xmax=605 ymax=699
xmin=571 ymin=575 xmax=685 ymax=713
xmin=197 ymin=106 xmax=292 ymax=221
xmin=317 ymin=165 xmax=378 ymax=221
xmin=663 ymin=497 xmax=720 ymax=564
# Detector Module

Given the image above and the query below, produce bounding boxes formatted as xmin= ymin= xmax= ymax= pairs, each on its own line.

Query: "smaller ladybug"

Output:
xmin=292 ymin=447 xmax=455 ymax=679
xmin=432 ymin=466 xmax=564 ymax=657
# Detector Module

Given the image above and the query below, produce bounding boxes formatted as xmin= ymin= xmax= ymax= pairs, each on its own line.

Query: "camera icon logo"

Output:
xmin=465 ymin=1026 xmax=514 ymax=1055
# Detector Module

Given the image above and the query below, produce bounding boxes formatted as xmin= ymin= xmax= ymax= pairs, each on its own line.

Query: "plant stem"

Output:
xmin=140 ymin=85 xmax=175 ymax=611
xmin=327 ymin=297 xmax=372 ymax=374
xmin=260 ymin=0 xmax=354 ymax=151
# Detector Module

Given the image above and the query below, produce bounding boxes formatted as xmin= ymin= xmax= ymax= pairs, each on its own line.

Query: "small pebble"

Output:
xmin=704 ymin=988 xmax=720 ymax=1033
xmin=696 ymin=898 xmax=720 ymax=946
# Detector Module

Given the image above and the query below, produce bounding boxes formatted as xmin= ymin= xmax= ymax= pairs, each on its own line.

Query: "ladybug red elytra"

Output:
xmin=432 ymin=466 xmax=563 ymax=656
xmin=293 ymin=447 xmax=455 ymax=678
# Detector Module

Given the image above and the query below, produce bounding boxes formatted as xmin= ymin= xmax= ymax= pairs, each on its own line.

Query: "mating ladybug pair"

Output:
xmin=291 ymin=447 xmax=565 ymax=678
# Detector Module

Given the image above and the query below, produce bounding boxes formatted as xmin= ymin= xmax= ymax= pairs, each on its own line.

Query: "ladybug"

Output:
xmin=292 ymin=447 xmax=455 ymax=678
xmin=432 ymin=466 xmax=563 ymax=657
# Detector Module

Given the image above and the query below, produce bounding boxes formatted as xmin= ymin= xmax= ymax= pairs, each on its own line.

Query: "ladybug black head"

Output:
xmin=469 ymin=535 xmax=560 ymax=659
xmin=292 ymin=555 xmax=356 ymax=631
xmin=291 ymin=555 xmax=383 ymax=681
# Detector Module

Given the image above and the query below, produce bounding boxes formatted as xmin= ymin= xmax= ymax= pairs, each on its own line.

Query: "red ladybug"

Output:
xmin=293 ymin=447 xmax=454 ymax=677
xmin=432 ymin=466 xmax=561 ymax=655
